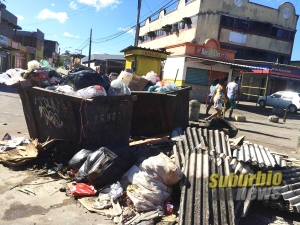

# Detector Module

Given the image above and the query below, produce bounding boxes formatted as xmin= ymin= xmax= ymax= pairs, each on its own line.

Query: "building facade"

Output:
xmin=15 ymin=29 xmax=44 ymax=65
xmin=138 ymin=0 xmax=299 ymax=102
xmin=44 ymin=40 xmax=59 ymax=66
xmin=81 ymin=54 xmax=125 ymax=74
xmin=0 ymin=3 xmax=21 ymax=72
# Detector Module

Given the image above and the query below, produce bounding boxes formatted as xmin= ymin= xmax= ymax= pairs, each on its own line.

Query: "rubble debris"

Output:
xmin=234 ymin=115 xmax=246 ymax=122
xmin=269 ymin=115 xmax=279 ymax=123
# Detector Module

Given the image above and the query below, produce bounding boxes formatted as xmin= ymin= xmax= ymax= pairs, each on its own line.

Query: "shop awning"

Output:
xmin=185 ymin=56 xmax=269 ymax=71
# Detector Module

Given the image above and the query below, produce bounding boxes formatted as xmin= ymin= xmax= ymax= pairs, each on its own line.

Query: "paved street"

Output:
xmin=199 ymin=100 xmax=300 ymax=159
xmin=0 ymin=85 xmax=300 ymax=224
xmin=0 ymin=84 xmax=113 ymax=225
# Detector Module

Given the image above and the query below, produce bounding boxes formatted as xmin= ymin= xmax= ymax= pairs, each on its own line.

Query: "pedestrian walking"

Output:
xmin=206 ymin=79 xmax=219 ymax=114
xmin=204 ymin=78 xmax=231 ymax=121
xmin=225 ymin=76 xmax=240 ymax=119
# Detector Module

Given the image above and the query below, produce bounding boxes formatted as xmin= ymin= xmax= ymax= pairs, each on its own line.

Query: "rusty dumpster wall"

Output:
xmin=131 ymin=86 xmax=191 ymax=137
xmin=18 ymin=86 xmax=135 ymax=156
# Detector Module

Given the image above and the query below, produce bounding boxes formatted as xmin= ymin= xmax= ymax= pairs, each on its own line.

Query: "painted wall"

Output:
xmin=163 ymin=56 xmax=186 ymax=84
xmin=219 ymin=29 xmax=293 ymax=55
xmin=139 ymin=0 xmax=298 ymax=57
xmin=139 ymin=0 xmax=200 ymax=34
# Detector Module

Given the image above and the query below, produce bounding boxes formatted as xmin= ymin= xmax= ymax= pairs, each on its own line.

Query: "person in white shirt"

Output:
xmin=225 ymin=76 xmax=239 ymax=119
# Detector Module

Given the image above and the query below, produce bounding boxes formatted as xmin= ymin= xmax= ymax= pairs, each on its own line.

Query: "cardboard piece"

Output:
xmin=128 ymin=77 xmax=151 ymax=91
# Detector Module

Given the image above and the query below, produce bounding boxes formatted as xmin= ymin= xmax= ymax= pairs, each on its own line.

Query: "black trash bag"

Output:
xmin=75 ymin=146 xmax=137 ymax=188
xmin=205 ymin=117 xmax=238 ymax=138
xmin=68 ymin=149 xmax=93 ymax=169
xmin=64 ymin=68 xmax=110 ymax=91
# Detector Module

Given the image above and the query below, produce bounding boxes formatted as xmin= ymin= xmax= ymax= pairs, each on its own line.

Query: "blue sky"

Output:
xmin=5 ymin=0 xmax=300 ymax=60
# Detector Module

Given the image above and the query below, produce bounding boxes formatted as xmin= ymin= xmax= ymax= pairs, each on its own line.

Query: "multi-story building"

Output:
xmin=138 ymin=0 xmax=299 ymax=101
xmin=0 ymin=3 xmax=21 ymax=72
xmin=15 ymin=29 xmax=45 ymax=64
xmin=44 ymin=40 xmax=59 ymax=67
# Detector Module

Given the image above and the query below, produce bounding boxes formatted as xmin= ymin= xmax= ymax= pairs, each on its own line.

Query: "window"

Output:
xmin=248 ymin=21 xmax=272 ymax=35
xmin=272 ymin=93 xmax=282 ymax=98
xmin=234 ymin=18 xmax=249 ymax=31
xmin=155 ymin=30 xmax=165 ymax=37
xmin=220 ymin=15 xmax=234 ymax=27
xmin=230 ymin=46 xmax=244 ymax=59
xmin=271 ymin=27 xmax=295 ymax=40
xmin=220 ymin=45 xmax=231 ymax=50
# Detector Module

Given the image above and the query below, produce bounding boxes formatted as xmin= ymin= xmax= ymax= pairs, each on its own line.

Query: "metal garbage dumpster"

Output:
xmin=130 ymin=86 xmax=191 ymax=137
xmin=17 ymin=86 xmax=135 ymax=156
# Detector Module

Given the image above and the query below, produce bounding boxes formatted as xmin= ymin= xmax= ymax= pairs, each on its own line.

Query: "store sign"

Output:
xmin=195 ymin=46 xmax=226 ymax=59
xmin=271 ymin=66 xmax=300 ymax=76
xmin=141 ymin=50 xmax=161 ymax=57
xmin=0 ymin=35 xmax=8 ymax=46
xmin=26 ymin=46 xmax=36 ymax=54
xmin=11 ymin=41 xmax=19 ymax=49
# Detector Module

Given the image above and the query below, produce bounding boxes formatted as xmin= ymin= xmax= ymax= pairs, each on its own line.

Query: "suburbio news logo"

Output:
xmin=208 ymin=171 xmax=283 ymax=201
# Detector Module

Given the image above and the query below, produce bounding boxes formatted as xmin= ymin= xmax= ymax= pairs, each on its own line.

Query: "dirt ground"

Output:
xmin=0 ymin=84 xmax=300 ymax=225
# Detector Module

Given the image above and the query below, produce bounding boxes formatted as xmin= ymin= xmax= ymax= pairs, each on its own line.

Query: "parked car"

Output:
xmin=257 ymin=91 xmax=300 ymax=113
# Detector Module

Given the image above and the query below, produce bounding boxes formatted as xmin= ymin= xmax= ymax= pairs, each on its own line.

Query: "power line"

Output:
xmin=92 ymin=0 xmax=177 ymax=43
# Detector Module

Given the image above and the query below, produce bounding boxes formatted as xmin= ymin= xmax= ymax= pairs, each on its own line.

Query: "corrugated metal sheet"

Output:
xmin=263 ymin=168 xmax=300 ymax=213
xmin=175 ymin=128 xmax=236 ymax=225
xmin=185 ymin=67 xmax=208 ymax=85
xmin=186 ymin=56 xmax=269 ymax=70
xmin=173 ymin=127 xmax=300 ymax=225
xmin=232 ymin=144 xmax=287 ymax=168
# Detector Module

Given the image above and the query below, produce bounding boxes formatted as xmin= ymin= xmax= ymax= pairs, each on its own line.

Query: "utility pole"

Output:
xmin=88 ymin=29 xmax=92 ymax=67
xmin=134 ymin=0 xmax=142 ymax=46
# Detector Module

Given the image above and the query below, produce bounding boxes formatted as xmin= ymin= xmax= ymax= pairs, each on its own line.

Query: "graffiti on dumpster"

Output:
xmin=35 ymin=97 xmax=63 ymax=128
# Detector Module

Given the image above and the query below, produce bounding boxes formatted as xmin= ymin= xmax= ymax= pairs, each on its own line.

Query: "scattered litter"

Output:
xmin=70 ymin=183 xmax=97 ymax=197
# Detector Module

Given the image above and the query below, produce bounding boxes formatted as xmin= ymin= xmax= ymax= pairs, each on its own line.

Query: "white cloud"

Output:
xmin=16 ymin=15 xmax=25 ymax=20
xmin=93 ymin=51 xmax=99 ymax=54
xmin=63 ymin=32 xmax=80 ymax=39
xmin=52 ymin=34 xmax=57 ymax=37
xmin=118 ymin=27 xmax=135 ymax=36
xmin=37 ymin=9 xmax=68 ymax=23
xmin=51 ymin=3 xmax=55 ymax=6
xmin=77 ymin=0 xmax=122 ymax=11
xmin=70 ymin=1 xmax=78 ymax=10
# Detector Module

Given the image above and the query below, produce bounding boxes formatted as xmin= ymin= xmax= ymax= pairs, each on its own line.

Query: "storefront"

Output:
xmin=163 ymin=38 xmax=237 ymax=102
xmin=0 ymin=34 xmax=12 ymax=73
xmin=240 ymin=64 xmax=300 ymax=101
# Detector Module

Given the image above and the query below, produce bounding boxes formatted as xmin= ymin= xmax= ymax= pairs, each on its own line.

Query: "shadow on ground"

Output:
xmin=0 ymin=84 xmax=18 ymax=94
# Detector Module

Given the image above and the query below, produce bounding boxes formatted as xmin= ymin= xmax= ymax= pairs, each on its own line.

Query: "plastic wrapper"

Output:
xmin=68 ymin=149 xmax=93 ymax=169
xmin=75 ymin=147 xmax=118 ymax=182
xmin=145 ymin=71 xmax=158 ymax=84
xmin=76 ymin=85 xmax=107 ymax=98
xmin=107 ymin=80 xmax=131 ymax=96
xmin=108 ymin=181 xmax=123 ymax=201
xmin=70 ymin=183 xmax=97 ymax=197
xmin=74 ymin=146 xmax=137 ymax=188
xmin=55 ymin=85 xmax=76 ymax=95
xmin=126 ymin=153 xmax=183 ymax=212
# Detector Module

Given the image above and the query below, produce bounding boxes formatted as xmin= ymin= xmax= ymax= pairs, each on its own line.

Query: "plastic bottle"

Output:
xmin=164 ymin=202 xmax=174 ymax=215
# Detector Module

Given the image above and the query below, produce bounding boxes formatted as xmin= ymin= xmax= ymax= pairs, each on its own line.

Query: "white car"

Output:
xmin=258 ymin=91 xmax=300 ymax=113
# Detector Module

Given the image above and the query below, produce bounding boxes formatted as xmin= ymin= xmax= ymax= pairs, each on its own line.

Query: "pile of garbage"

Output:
xmin=0 ymin=133 xmax=183 ymax=224
xmin=65 ymin=147 xmax=182 ymax=224
xmin=0 ymin=60 xmax=179 ymax=99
